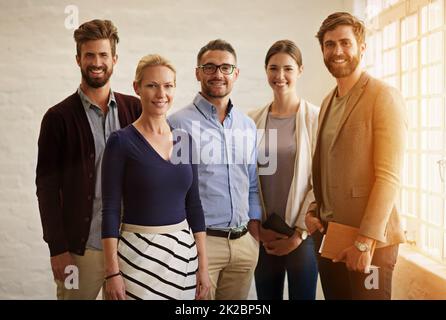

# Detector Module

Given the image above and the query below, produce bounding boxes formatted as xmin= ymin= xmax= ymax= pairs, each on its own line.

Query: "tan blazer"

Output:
xmin=312 ymin=72 xmax=407 ymax=247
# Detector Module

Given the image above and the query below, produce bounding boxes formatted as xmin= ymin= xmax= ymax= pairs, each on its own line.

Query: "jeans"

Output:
xmin=255 ymin=236 xmax=318 ymax=300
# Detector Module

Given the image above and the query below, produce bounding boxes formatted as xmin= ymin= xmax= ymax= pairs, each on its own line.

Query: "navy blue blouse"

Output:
xmin=101 ymin=124 xmax=205 ymax=238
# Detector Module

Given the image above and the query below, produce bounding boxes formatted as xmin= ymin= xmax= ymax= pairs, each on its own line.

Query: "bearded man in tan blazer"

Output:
xmin=305 ymin=12 xmax=406 ymax=300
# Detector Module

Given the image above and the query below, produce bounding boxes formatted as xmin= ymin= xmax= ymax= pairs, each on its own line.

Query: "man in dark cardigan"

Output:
xmin=36 ymin=19 xmax=141 ymax=299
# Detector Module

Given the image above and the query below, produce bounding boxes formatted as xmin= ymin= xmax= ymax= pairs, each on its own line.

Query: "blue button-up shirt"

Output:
xmin=168 ymin=93 xmax=261 ymax=229
xmin=78 ymin=86 xmax=120 ymax=250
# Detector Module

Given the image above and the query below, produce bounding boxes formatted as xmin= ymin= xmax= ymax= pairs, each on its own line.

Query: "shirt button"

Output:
xmin=89 ymin=173 xmax=93 ymax=179
xmin=87 ymin=195 xmax=92 ymax=201
xmin=89 ymin=153 xmax=94 ymax=159
xmin=84 ymin=217 xmax=90 ymax=223
xmin=81 ymin=237 xmax=86 ymax=242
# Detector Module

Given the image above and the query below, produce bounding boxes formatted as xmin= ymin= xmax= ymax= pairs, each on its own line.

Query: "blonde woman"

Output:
xmin=101 ymin=54 xmax=210 ymax=300
xmin=249 ymin=40 xmax=318 ymax=300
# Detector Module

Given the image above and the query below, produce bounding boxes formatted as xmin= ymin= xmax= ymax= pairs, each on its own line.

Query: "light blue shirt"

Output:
xmin=168 ymin=93 xmax=261 ymax=229
xmin=77 ymin=87 xmax=120 ymax=250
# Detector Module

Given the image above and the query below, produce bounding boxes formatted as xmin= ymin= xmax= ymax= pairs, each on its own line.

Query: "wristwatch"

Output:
xmin=354 ymin=240 xmax=371 ymax=252
xmin=296 ymin=228 xmax=308 ymax=241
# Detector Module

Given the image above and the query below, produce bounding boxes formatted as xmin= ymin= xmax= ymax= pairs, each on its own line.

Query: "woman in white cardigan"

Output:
xmin=248 ymin=40 xmax=319 ymax=300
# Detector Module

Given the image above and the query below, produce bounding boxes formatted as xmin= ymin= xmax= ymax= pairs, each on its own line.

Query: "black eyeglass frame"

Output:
xmin=197 ymin=63 xmax=237 ymax=75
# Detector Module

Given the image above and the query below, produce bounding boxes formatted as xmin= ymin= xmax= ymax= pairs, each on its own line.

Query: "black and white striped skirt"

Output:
xmin=117 ymin=220 xmax=198 ymax=300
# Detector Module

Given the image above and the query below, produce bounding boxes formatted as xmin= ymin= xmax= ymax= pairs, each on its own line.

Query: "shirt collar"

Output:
xmin=193 ymin=93 xmax=234 ymax=120
xmin=77 ymin=86 xmax=117 ymax=112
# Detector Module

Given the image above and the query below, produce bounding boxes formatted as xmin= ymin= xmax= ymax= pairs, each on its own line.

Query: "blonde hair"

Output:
xmin=134 ymin=54 xmax=176 ymax=86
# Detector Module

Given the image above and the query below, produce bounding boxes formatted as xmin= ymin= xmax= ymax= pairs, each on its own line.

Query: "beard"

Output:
xmin=201 ymin=80 xmax=231 ymax=99
xmin=324 ymin=50 xmax=361 ymax=78
xmin=81 ymin=65 xmax=113 ymax=88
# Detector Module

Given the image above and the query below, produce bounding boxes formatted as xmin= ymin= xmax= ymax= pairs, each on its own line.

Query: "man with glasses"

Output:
xmin=168 ymin=39 xmax=262 ymax=300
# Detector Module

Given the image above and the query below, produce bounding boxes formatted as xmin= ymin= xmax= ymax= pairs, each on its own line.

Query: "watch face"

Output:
xmin=355 ymin=241 xmax=368 ymax=252
xmin=301 ymin=230 xmax=308 ymax=240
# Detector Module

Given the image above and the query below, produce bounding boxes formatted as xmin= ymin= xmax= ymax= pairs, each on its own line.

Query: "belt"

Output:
xmin=206 ymin=226 xmax=248 ymax=240
xmin=121 ymin=220 xmax=188 ymax=234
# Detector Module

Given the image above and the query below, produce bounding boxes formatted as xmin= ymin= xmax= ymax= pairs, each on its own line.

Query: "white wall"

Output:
xmin=0 ymin=0 xmax=349 ymax=299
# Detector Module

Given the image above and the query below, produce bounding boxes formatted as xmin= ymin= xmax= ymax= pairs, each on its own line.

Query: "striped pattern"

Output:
xmin=118 ymin=228 xmax=198 ymax=300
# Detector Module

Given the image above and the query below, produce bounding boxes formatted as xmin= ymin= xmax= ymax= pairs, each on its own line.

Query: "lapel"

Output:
xmin=330 ymin=72 xmax=370 ymax=149
xmin=115 ymin=92 xmax=131 ymax=127
xmin=254 ymin=103 xmax=270 ymax=222
xmin=317 ymin=88 xmax=336 ymax=139
xmin=72 ymin=92 xmax=95 ymax=149
xmin=284 ymin=100 xmax=307 ymax=224
xmin=314 ymin=89 xmax=335 ymax=190
xmin=254 ymin=103 xmax=271 ymax=149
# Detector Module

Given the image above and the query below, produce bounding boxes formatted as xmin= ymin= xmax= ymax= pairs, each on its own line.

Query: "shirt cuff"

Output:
xmin=248 ymin=204 xmax=262 ymax=221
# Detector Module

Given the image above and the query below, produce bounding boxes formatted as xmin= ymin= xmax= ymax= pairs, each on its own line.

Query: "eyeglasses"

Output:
xmin=197 ymin=63 xmax=236 ymax=75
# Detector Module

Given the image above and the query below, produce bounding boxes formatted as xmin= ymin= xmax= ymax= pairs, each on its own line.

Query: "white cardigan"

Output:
xmin=248 ymin=99 xmax=319 ymax=231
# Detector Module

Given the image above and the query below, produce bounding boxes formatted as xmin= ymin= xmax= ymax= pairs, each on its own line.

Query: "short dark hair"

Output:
xmin=265 ymin=40 xmax=303 ymax=68
xmin=74 ymin=19 xmax=119 ymax=56
xmin=196 ymin=39 xmax=237 ymax=65
xmin=316 ymin=12 xmax=366 ymax=48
